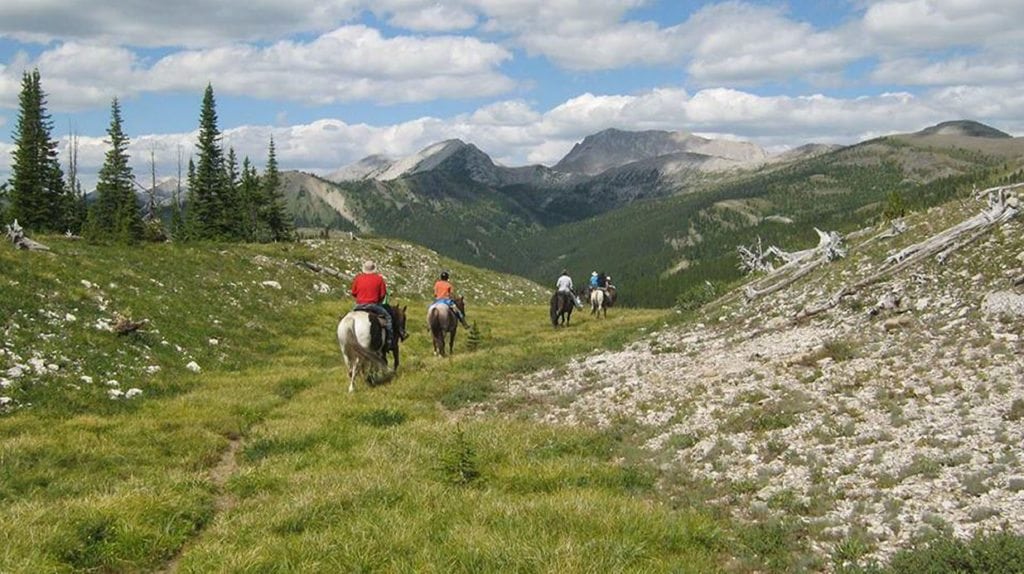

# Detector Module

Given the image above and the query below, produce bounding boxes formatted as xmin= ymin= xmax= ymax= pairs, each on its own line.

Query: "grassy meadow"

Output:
xmin=1 ymin=236 xmax=733 ymax=573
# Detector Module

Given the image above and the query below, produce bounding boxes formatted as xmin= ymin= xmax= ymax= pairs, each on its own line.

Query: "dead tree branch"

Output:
xmin=5 ymin=220 xmax=51 ymax=251
xmin=741 ymin=228 xmax=846 ymax=301
xmin=797 ymin=185 xmax=1021 ymax=319
xmin=294 ymin=260 xmax=349 ymax=282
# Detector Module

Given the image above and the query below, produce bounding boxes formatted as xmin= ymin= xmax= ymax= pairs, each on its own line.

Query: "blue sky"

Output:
xmin=1 ymin=0 xmax=1022 ymax=188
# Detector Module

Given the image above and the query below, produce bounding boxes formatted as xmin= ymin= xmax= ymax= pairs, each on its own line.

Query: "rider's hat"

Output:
xmin=440 ymin=270 xmax=450 ymax=280
xmin=591 ymin=271 xmax=598 ymax=276
xmin=362 ymin=260 xmax=376 ymax=273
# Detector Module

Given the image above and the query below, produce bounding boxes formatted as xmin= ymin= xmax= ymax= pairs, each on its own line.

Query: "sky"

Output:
xmin=1 ymin=0 xmax=1023 ymax=190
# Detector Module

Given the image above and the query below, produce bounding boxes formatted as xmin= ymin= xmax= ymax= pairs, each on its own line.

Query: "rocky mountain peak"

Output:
xmin=554 ymin=128 xmax=767 ymax=176
xmin=915 ymin=120 xmax=1011 ymax=139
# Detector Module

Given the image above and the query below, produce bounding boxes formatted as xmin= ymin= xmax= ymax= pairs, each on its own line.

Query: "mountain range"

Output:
xmin=152 ymin=120 xmax=1024 ymax=307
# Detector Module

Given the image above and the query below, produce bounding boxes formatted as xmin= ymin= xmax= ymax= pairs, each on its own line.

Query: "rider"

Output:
xmin=350 ymin=260 xmax=394 ymax=349
xmin=557 ymin=269 xmax=583 ymax=309
xmin=433 ymin=270 xmax=469 ymax=328
xmin=589 ymin=271 xmax=600 ymax=290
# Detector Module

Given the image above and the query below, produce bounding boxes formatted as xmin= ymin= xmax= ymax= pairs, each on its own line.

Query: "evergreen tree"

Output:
xmin=85 ymin=98 xmax=142 ymax=242
xmin=8 ymin=69 xmax=69 ymax=232
xmin=221 ymin=147 xmax=242 ymax=239
xmin=260 ymin=136 xmax=293 ymax=242
xmin=183 ymin=158 xmax=198 ymax=240
xmin=238 ymin=156 xmax=261 ymax=241
xmin=190 ymin=84 xmax=225 ymax=239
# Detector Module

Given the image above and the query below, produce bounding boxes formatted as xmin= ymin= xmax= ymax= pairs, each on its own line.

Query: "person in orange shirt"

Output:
xmin=433 ymin=270 xmax=469 ymax=327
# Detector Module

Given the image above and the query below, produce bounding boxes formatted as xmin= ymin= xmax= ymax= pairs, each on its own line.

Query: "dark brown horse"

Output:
xmin=550 ymin=290 xmax=575 ymax=327
xmin=428 ymin=296 xmax=465 ymax=357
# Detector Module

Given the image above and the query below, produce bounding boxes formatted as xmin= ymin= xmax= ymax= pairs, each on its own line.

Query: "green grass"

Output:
xmin=0 ymin=236 xmax=724 ymax=573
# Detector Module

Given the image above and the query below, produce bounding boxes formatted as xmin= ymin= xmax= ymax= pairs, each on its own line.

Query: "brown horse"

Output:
xmin=428 ymin=296 xmax=465 ymax=357
xmin=337 ymin=305 xmax=408 ymax=392
xmin=550 ymin=290 xmax=575 ymax=327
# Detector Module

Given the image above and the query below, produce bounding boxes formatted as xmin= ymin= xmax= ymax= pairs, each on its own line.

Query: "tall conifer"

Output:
xmin=85 ymin=98 xmax=142 ymax=242
xmin=190 ymin=84 xmax=225 ymax=239
xmin=8 ymin=69 xmax=69 ymax=232
xmin=261 ymin=137 xmax=293 ymax=241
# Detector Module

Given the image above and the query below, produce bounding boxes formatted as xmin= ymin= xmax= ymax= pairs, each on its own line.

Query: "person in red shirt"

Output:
xmin=432 ymin=270 xmax=468 ymax=327
xmin=350 ymin=260 xmax=393 ymax=346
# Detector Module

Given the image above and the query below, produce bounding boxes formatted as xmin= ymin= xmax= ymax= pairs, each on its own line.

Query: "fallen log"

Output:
xmin=797 ymin=185 xmax=1021 ymax=319
xmin=5 ymin=220 xmax=50 ymax=251
xmin=294 ymin=260 xmax=349 ymax=282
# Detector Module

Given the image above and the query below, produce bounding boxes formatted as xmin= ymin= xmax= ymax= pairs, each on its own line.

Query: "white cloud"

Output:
xmin=682 ymin=3 xmax=860 ymax=85
xmin=872 ymin=56 xmax=1023 ymax=86
xmin=0 ymin=27 xmax=515 ymax=110
xmin=519 ymin=21 xmax=681 ymax=70
xmin=0 ymin=0 xmax=364 ymax=48
xmin=862 ymin=0 xmax=1024 ymax=50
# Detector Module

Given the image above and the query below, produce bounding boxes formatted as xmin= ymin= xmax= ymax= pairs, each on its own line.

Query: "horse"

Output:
xmin=428 ymin=296 xmax=465 ymax=357
xmin=605 ymin=285 xmax=617 ymax=307
xmin=550 ymin=290 xmax=575 ymax=327
xmin=336 ymin=305 xmax=408 ymax=393
xmin=590 ymin=288 xmax=607 ymax=318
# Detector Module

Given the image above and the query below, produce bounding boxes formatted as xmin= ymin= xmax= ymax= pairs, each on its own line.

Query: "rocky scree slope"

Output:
xmin=475 ymin=194 xmax=1024 ymax=568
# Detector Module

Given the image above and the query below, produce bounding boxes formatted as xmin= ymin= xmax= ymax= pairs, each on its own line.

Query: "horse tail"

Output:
xmin=338 ymin=313 xmax=387 ymax=370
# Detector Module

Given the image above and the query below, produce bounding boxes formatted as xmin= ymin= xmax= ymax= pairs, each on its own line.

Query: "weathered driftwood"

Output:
xmin=112 ymin=313 xmax=148 ymax=335
xmin=797 ymin=184 xmax=1021 ymax=319
xmin=294 ymin=260 xmax=349 ymax=282
xmin=5 ymin=220 xmax=50 ymax=251
xmin=741 ymin=228 xmax=846 ymax=301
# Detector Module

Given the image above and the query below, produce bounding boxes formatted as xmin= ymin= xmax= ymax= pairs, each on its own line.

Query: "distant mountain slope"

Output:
xmin=509 ymin=127 xmax=1024 ymax=307
xmin=283 ymin=120 xmax=1023 ymax=308
xmin=554 ymin=128 xmax=767 ymax=175
xmin=915 ymin=120 xmax=1011 ymax=138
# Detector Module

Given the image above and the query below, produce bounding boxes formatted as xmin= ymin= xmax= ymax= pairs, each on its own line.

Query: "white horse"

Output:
xmin=336 ymin=306 xmax=407 ymax=393
xmin=590 ymin=288 xmax=607 ymax=318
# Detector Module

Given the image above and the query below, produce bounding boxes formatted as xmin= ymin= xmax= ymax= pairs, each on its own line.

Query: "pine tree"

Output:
xmin=8 ymin=69 xmax=69 ymax=232
xmin=221 ymin=147 xmax=242 ymax=239
xmin=183 ymin=158 xmax=198 ymax=240
xmin=190 ymin=84 xmax=225 ymax=239
xmin=85 ymin=98 xmax=142 ymax=242
xmin=238 ymin=156 xmax=261 ymax=241
xmin=260 ymin=136 xmax=293 ymax=242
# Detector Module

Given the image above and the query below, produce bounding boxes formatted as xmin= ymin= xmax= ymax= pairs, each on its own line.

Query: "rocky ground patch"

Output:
xmin=476 ymin=212 xmax=1024 ymax=568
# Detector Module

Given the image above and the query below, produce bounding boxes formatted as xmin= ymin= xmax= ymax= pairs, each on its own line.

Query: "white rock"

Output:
xmin=208 ymin=338 xmax=219 ymax=346
xmin=65 ymin=313 xmax=77 ymax=322
xmin=0 ymin=396 xmax=11 ymax=406
xmin=107 ymin=389 xmax=124 ymax=399
xmin=261 ymin=280 xmax=282 ymax=289
xmin=186 ymin=361 xmax=201 ymax=373
xmin=106 ymin=379 xmax=120 ymax=387
xmin=144 ymin=365 xmax=161 ymax=374
xmin=125 ymin=388 xmax=143 ymax=399
xmin=81 ymin=280 xmax=94 ymax=288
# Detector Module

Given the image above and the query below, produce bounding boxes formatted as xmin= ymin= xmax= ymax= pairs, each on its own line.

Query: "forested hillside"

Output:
xmin=512 ymin=136 xmax=1024 ymax=307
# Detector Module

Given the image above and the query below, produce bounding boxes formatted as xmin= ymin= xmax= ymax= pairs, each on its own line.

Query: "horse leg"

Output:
xmin=348 ymin=356 xmax=359 ymax=393
xmin=448 ymin=325 xmax=456 ymax=355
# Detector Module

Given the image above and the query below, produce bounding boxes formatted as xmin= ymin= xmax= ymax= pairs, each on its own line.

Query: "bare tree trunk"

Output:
xmin=6 ymin=220 xmax=51 ymax=251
